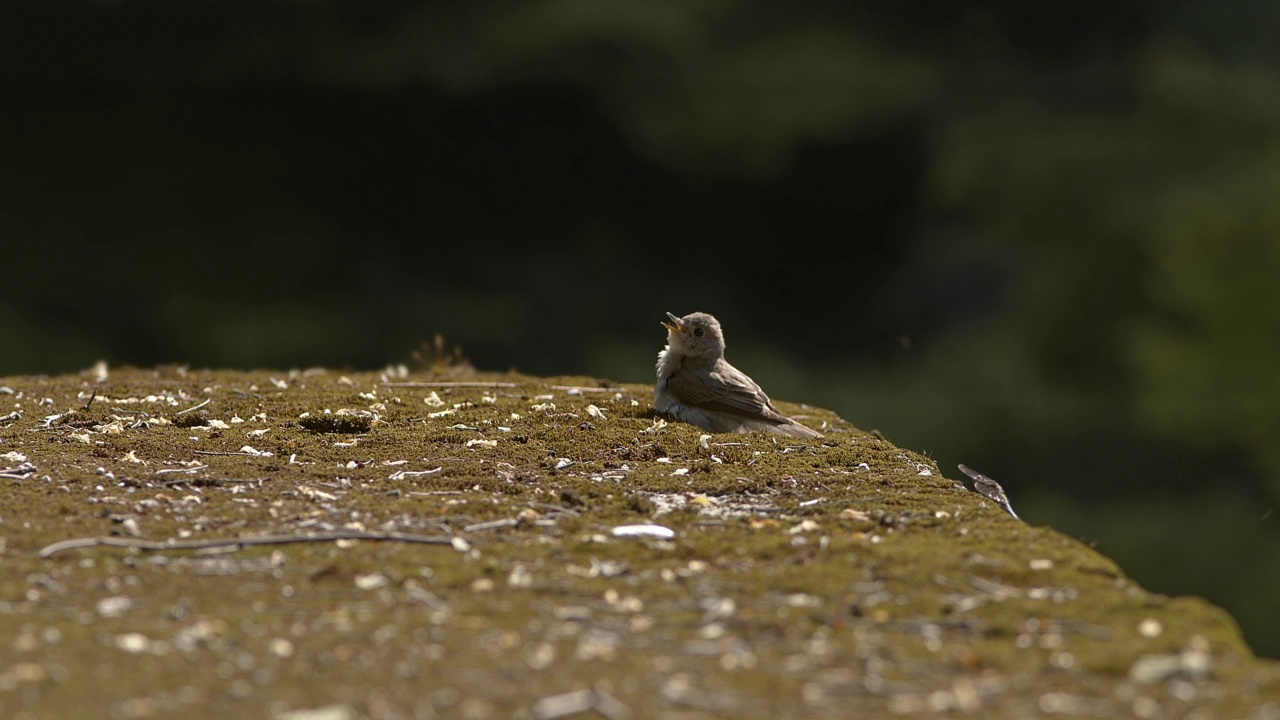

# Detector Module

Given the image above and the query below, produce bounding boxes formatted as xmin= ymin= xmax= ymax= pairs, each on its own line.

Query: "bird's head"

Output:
xmin=661 ymin=311 xmax=725 ymax=359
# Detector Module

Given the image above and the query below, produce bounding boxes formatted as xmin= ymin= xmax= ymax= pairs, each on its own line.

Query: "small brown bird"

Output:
xmin=654 ymin=311 xmax=823 ymax=439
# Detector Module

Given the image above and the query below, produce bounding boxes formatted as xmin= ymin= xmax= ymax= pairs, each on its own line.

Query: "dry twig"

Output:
xmin=381 ymin=382 xmax=516 ymax=388
xmin=39 ymin=530 xmax=456 ymax=558
xmin=175 ymin=398 xmax=212 ymax=416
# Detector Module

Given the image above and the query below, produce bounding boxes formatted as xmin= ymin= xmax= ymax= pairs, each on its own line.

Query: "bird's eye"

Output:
xmin=694 ymin=328 xmax=704 ymax=337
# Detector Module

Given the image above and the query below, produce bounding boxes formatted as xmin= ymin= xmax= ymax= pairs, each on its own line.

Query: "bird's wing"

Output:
xmin=665 ymin=360 xmax=791 ymax=425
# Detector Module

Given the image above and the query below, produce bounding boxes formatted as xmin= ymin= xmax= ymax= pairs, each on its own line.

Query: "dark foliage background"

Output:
xmin=3 ymin=0 xmax=1279 ymax=655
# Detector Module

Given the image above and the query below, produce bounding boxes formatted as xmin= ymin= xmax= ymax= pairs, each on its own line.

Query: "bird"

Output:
xmin=654 ymin=311 xmax=823 ymax=439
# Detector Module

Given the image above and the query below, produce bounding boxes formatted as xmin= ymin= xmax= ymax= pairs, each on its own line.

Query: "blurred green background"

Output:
xmin=3 ymin=0 xmax=1278 ymax=655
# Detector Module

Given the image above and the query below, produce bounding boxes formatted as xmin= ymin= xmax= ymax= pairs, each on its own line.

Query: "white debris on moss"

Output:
xmin=120 ymin=451 xmax=146 ymax=464
xmin=641 ymin=418 xmax=667 ymax=434
xmin=611 ymin=524 xmax=675 ymax=539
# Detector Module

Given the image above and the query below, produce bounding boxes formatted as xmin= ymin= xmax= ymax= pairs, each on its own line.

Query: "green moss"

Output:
xmin=0 ymin=367 xmax=1275 ymax=718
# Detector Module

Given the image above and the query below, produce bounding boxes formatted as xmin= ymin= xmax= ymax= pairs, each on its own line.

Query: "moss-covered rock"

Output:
xmin=0 ymin=367 xmax=1275 ymax=718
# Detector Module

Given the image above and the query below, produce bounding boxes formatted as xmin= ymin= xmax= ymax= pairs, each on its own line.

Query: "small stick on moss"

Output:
xmin=161 ymin=477 xmax=264 ymax=487
xmin=387 ymin=467 xmax=443 ymax=480
xmin=463 ymin=518 xmax=519 ymax=533
xmin=527 ymin=502 xmax=581 ymax=517
xmin=39 ymin=530 xmax=458 ymax=558
xmin=81 ymin=388 xmax=97 ymax=411
xmin=380 ymin=382 xmax=517 ymax=388
xmin=175 ymin=398 xmax=211 ymax=416
xmin=154 ymin=464 xmax=209 ymax=475
xmin=958 ymin=464 xmax=1021 ymax=520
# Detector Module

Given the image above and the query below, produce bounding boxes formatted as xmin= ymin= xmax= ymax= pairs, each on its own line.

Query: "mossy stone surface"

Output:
xmin=0 ymin=367 xmax=1276 ymax=718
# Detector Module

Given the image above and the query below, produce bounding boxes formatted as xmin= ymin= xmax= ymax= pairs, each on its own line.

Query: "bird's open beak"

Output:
xmin=661 ymin=312 xmax=688 ymax=335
